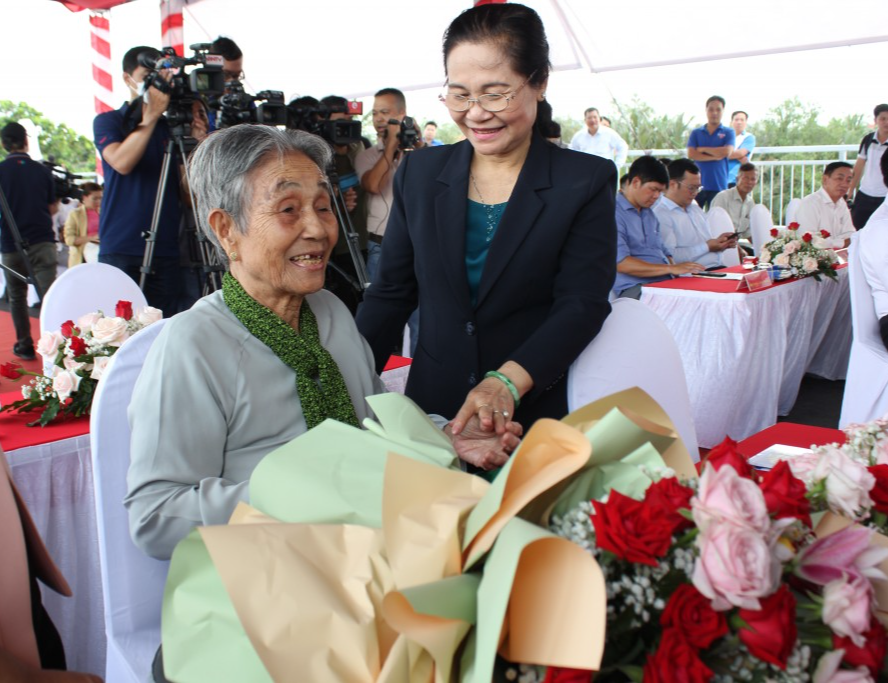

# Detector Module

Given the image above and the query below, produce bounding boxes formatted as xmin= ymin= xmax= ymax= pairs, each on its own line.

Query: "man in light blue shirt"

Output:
xmin=614 ymin=157 xmax=705 ymax=298
xmin=727 ymin=110 xmax=756 ymax=187
xmin=654 ymin=159 xmax=737 ymax=268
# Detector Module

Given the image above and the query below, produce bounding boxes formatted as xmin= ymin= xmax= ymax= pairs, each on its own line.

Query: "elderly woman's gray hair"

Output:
xmin=188 ymin=125 xmax=333 ymax=262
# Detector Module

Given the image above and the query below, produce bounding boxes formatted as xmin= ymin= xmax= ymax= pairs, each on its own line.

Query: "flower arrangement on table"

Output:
xmin=0 ymin=300 xmax=162 ymax=426
xmin=541 ymin=435 xmax=888 ymax=683
xmin=758 ymin=222 xmax=840 ymax=282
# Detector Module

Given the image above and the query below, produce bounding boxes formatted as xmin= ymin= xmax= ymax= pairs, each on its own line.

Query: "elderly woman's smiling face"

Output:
xmin=220 ymin=151 xmax=338 ymax=320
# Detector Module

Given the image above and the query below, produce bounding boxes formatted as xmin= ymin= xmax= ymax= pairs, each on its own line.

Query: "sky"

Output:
xmin=7 ymin=0 xmax=887 ymax=149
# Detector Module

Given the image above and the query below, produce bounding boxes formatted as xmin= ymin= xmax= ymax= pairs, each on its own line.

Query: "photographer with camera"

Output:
xmin=355 ymin=88 xmax=423 ymax=284
xmin=0 ymin=122 xmax=57 ymax=361
xmin=93 ymin=46 xmax=208 ymax=315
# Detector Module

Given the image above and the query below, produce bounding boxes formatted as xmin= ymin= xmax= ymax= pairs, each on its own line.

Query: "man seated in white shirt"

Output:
xmin=858 ymin=151 xmax=888 ymax=351
xmin=795 ymin=161 xmax=856 ymax=248
xmin=711 ymin=162 xmax=757 ymax=239
xmin=569 ymin=107 xmax=629 ymax=170
xmin=654 ymin=158 xmax=738 ymax=268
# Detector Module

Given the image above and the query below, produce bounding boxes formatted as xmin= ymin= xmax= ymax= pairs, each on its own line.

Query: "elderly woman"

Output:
xmin=125 ymin=125 xmax=518 ymax=562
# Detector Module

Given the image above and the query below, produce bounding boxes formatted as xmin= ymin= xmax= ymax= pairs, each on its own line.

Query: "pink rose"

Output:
xmin=62 ymin=357 xmax=86 ymax=373
xmin=91 ymin=316 xmax=130 ymax=347
xmin=803 ymin=256 xmax=820 ymax=273
xmin=692 ymin=463 xmax=769 ymax=534
xmin=814 ymin=650 xmax=875 ymax=683
xmin=52 ymin=369 xmax=82 ymax=402
xmin=692 ymin=521 xmax=781 ymax=611
xmin=818 ymin=447 xmax=875 ymax=519
xmin=774 ymin=253 xmax=790 ymax=267
xmin=90 ymin=356 xmax=112 ymax=381
xmin=36 ymin=330 xmax=65 ymax=360
xmin=784 ymin=240 xmax=800 ymax=255
xmin=136 ymin=306 xmax=163 ymax=326
xmin=759 ymin=250 xmax=771 ymax=263
xmin=823 ymin=575 xmax=875 ymax=647
xmin=76 ymin=311 xmax=103 ymax=334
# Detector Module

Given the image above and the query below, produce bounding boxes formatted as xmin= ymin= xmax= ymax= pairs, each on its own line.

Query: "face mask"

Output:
xmin=128 ymin=77 xmax=146 ymax=99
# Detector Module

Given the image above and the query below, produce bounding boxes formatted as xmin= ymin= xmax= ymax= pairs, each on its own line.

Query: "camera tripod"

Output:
xmin=140 ymin=125 xmax=224 ymax=298
xmin=326 ymin=164 xmax=370 ymax=296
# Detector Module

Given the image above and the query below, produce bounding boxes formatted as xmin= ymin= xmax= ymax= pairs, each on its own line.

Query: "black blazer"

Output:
xmin=356 ymin=133 xmax=617 ymax=426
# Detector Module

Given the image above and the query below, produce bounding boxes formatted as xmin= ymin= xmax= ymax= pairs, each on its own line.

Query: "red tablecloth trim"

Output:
xmin=0 ymin=391 xmax=91 ymax=452
xmin=736 ymin=422 xmax=846 ymax=459
xmin=644 ymin=264 xmax=846 ymax=294
xmin=383 ymin=355 xmax=412 ymax=371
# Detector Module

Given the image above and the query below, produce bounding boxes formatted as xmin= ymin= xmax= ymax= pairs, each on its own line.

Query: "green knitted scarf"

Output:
xmin=222 ymin=273 xmax=359 ymax=430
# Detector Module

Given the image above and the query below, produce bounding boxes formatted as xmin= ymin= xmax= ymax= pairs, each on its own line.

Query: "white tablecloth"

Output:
xmin=640 ymin=269 xmax=851 ymax=448
xmin=8 ymin=435 xmax=106 ymax=679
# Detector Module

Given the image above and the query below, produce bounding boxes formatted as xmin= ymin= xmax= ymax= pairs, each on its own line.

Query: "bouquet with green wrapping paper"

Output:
xmin=161 ymin=388 xmax=698 ymax=682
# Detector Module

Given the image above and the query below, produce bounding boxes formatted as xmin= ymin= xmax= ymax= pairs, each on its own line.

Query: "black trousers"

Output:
xmin=851 ymin=192 xmax=885 ymax=229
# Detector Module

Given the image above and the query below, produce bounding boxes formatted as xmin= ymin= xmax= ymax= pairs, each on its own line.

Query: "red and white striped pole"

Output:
xmin=160 ymin=0 xmax=185 ymax=57
xmin=90 ymin=12 xmax=114 ymax=179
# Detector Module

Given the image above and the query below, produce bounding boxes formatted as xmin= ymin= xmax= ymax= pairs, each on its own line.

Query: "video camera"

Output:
xmin=287 ymin=101 xmax=364 ymax=146
xmin=214 ymin=82 xmax=289 ymax=128
xmin=42 ymin=158 xmax=82 ymax=201
xmin=137 ymin=43 xmax=226 ymax=136
xmin=390 ymin=115 xmax=418 ymax=151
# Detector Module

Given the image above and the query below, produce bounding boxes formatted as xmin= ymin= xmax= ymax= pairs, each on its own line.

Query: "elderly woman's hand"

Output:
xmin=446 ymin=415 xmax=523 ymax=471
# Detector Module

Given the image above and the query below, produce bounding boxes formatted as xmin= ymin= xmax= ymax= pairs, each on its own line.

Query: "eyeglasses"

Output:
xmin=223 ymin=70 xmax=245 ymax=82
xmin=678 ymin=181 xmax=704 ymax=194
xmin=439 ymin=72 xmax=536 ymax=113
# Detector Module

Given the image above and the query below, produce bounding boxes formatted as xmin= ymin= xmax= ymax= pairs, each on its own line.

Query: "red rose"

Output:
xmin=644 ymin=476 xmax=695 ymax=532
xmin=542 ymin=667 xmax=592 ymax=683
xmin=738 ymin=585 xmax=797 ymax=669
xmin=787 ymin=222 xmax=800 ymax=231
xmin=116 ymin=300 xmax=133 ymax=320
xmin=704 ymin=437 xmax=753 ymax=478
xmin=590 ymin=490 xmax=675 ymax=566
xmin=759 ymin=460 xmax=812 ymax=527
xmin=1 ymin=362 xmax=22 ymax=380
xmin=770 ymin=228 xmax=779 ymax=237
xmin=69 ymin=335 xmax=88 ymax=358
xmin=820 ymin=229 xmax=831 ymax=238
xmin=834 ymin=616 xmax=887 ymax=675
xmin=802 ymin=232 xmax=813 ymax=243
xmin=868 ymin=465 xmax=888 ymax=515
xmin=643 ymin=629 xmax=713 ymax=683
xmin=60 ymin=320 xmax=76 ymax=338
xmin=660 ymin=584 xmax=728 ymax=648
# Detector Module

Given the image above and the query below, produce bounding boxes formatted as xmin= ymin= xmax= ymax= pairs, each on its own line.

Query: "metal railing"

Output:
xmin=625 ymin=144 xmax=859 ymax=225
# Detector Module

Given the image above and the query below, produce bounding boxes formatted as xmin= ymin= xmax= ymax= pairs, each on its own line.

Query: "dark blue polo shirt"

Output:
xmin=94 ymin=102 xmax=181 ymax=258
xmin=0 ymin=152 xmax=55 ymax=254
xmin=687 ymin=124 xmax=736 ymax=192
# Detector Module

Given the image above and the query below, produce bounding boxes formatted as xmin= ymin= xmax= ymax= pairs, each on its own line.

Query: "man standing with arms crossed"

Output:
xmin=687 ymin=96 xmax=735 ymax=209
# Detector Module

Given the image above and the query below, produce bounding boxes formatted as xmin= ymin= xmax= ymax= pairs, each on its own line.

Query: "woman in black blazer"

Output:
xmin=356 ymin=3 xmax=616 ymax=468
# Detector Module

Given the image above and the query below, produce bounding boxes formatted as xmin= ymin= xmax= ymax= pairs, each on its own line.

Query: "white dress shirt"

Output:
xmin=654 ymin=196 xmax=721 ymax=267
xmin=795 ymin=188 xmax=856 ymax=242
xmin=569 ymin=127 xmax=629 ymax=168
xmin=858 ymin=200 xmax=888 ymax=319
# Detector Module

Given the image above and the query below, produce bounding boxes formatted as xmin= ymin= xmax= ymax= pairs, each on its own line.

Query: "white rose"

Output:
xmin=815 ymin=446 xmax=875 ymax=519
xmin=784 ymin=240 xmax=800 ymax=254
xmin=803 ymin=257 xmax=820 ymax=273
xmin=36 ymin=330 xmax=65 ymax=360
xmin=759 ymin=250 xmax=771 ymax=263
xmin=136 ymin=306 xmax=163 ymax=326
xmin=52 ymin=369 xmax=82 ymax=402
xmin=63 ymin=357 xmax=86 ymax=372
xmin=90 ymin=355 xmax=112 ymax=381
xmin=91 ymin=317 xmax=130 ymax=347
xmin=76 ymin=311 xmax=103 ymax=334
xmin=774 ymin=253 xmax=790 ymax=267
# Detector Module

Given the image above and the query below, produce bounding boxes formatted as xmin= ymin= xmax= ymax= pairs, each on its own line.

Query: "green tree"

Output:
xmin=0 ymin=101 xmax=96 ymax=172
xmin=555 ymin=116 xmax=582 ymax=145
xmin=610 ymin=97 xmax=694 ymax=152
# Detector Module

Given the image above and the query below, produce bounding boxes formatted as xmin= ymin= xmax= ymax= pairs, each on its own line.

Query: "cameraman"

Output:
xmin=93 ymin=46 xmax=207 ymax=315
xmin=0 ymin=122 xmax=57 ymax=361
xmin=355 ymin=87 xmax=423 ymax=284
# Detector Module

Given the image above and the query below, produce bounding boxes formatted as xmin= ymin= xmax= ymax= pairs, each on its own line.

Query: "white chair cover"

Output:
xmin=749 ymin=204 xmax=774 ymax=256
xmin=840 ymin=236 xmax=888 ymax=426
xmin=39 ymin=262 xmax=148 ymax=336
xmin=90 ymin=320 xmax=170 ymax=683
xmin=567 ymin=298 xmax=700 ymax=460
xmin=707 ymin=207 xmax=741 ymax=267
xmin=785 ymin=198 xmax=802 ymax=225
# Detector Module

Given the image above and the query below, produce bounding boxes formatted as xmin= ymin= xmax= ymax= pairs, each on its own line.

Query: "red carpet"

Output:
xmin=0 ymin=309 xmax=42 ymax=374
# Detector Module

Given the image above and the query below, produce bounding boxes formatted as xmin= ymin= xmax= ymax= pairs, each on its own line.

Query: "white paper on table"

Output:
xmin=747 ymin=444 xmax=813 ymax=470
xmin=692 ymin=272 xmax=745 ymax=281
